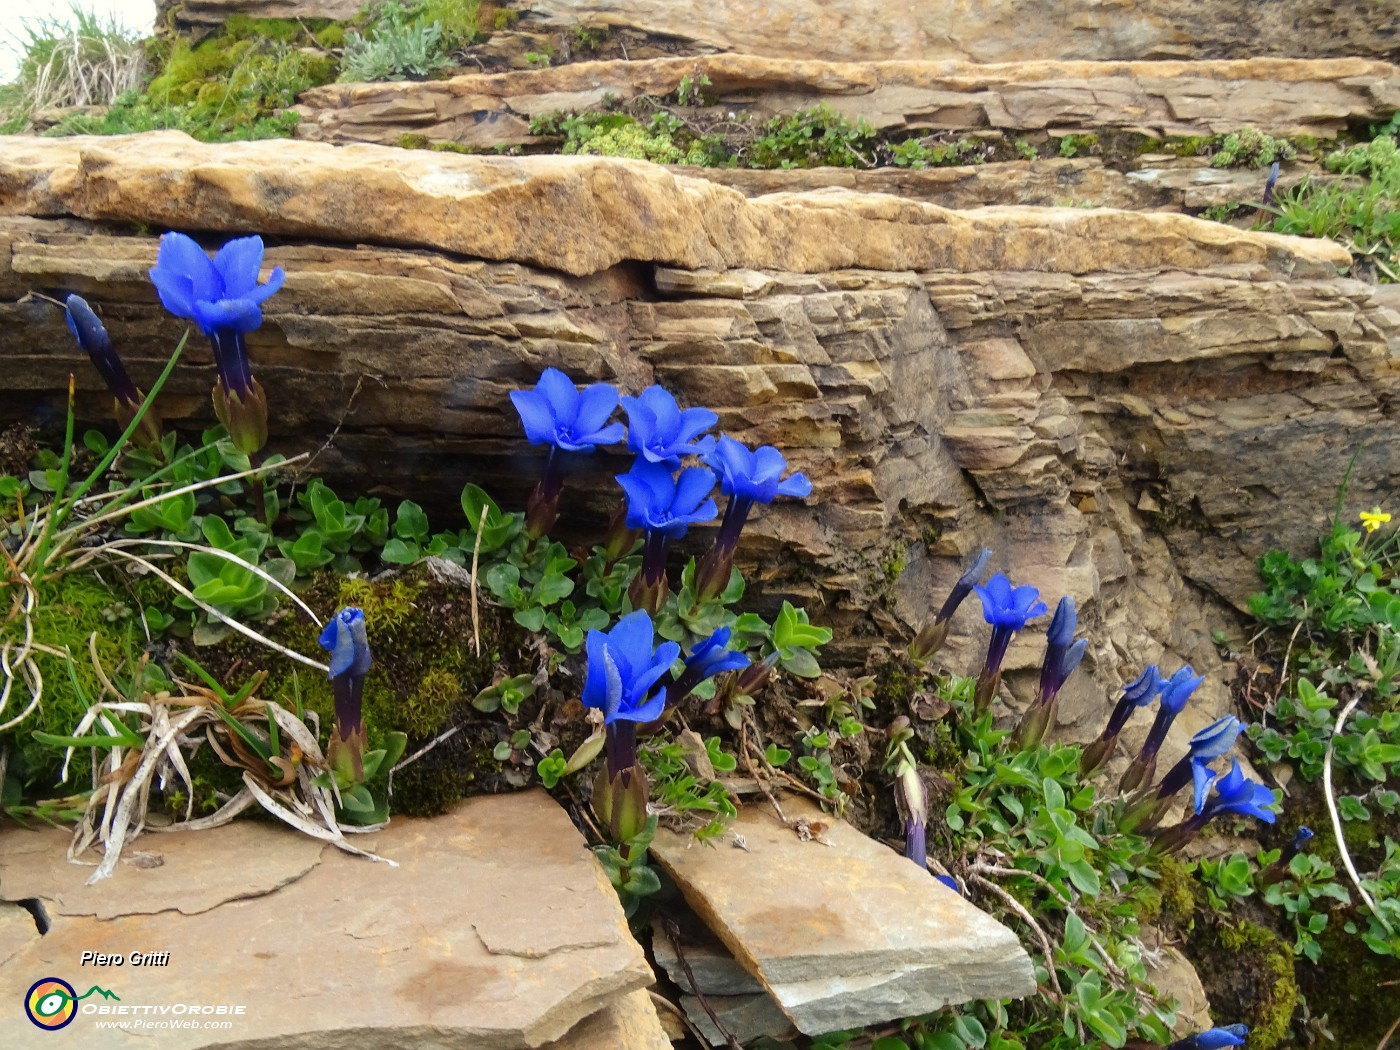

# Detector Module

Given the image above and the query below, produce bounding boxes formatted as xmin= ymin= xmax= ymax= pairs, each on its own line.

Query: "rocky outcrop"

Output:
xmin=2 ymin=133 xmax=1397 ymax=746
xmin=650 ymin=797 xmax=1034 ymax=1034
xmin=160 ymin=0 xmax=1400 ymax=63
xmin=292 ymin=54 xmax=1400 ymax=148
xmin=685 ymin=158 xmax=1343 ymax=212
xmin=0 ymin=792 xmax=665 ymax=1048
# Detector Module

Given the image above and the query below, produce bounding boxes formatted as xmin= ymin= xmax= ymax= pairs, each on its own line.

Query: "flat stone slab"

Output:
xmin=0 ymin=792 xmax=653 ymax=1048
xmin=0 ymin=819 xmax=326 ymax=919
xmin=650 ymin=797 xmax=1035 ymax=1035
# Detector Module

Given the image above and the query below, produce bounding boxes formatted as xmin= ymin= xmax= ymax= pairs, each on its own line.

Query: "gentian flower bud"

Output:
xmin=616 ymin=460 xmax=717 ymax=613
xmin=63 ymin=294 xmax=162 ymax=450
xmin=695 ymin=436 xmax=811 ymax=602
xmin=318 ymin=607 xmax=372 ymax=784
xmin=148 ymin=232 xmax=283 ymax=456
xmin=1080 ymin=665 xmax=1167 ymax=776
xmin=620 ymin=385 xmax=717 ymax=467
xmin=1260 ymin=826 xmax=1314 ymax=887
xmin=1153 ymin=760 xmax=1277 ymax=854
xmin=510 ymin=368 xmax=625 ymax=537
xmin=894 ymin=759 xmax=928 ymax=869
xmin=1169 ymin=1024 xmax=1248 ymax=1049
xmin=1015 ymin=596 xmax=1085 ymax=749
xmin=1118 ymin=665 xmax=1202 ymax=794
xmin=908 ymin=548 xmax=991 ymax=664
xmin=971 ymin=572 xmax=1047 ymax=711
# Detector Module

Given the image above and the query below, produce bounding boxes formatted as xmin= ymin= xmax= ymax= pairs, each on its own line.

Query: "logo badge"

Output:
xmin=24 ymin=977 xmax=78 ymax=1030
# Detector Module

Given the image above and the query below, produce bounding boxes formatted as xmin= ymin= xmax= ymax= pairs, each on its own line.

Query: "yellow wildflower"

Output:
xmin=1359 ymin=508 xmax=1391 ymax=533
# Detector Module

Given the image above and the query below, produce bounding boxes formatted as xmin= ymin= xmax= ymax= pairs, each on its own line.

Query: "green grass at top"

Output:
xmin=0 ymin=3 xmax=146 ymax=128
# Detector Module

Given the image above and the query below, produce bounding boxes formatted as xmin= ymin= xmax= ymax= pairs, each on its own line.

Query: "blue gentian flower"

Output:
xmin=695 ymin=436 xmax=812 ymax=601
xmin=1169 ymin=1025 xmax=1248 ymax=1050
xmin=1119 ymin=665 xmax=1204 ymax=794
xmin=511 ymin=368 xmax=625 ymax=453
xmin=617 ymin=461 xmax=717 ymax=612
xmin=970 ymin=572 xmax=1046 ymax=710
xmin=582 ymin=610 xmax=681 ymax=731
xmin=318 ymin=607 xmax=372 ymax=781
xmin=1154 ymin=715 xmax=1244 ymax=802
xmin=583 ymin=610 xmax=680 ymax=841
xmin=705 ymin=435 xmax=812 ymax=504
xmin=1204 ymin=760 xmax=1278 ymax=824
xmin=148 ymin=232 xmax=283 ymax=455
xmin=617 ymin=461 xmax=718 ymax=538
xmin=1081 ymin=665 xmax=1169 ymax=776
xmin=910 ymin=548 xmax=992 ymax=664
xmin=149 ymin=232 xmax=285 ymax=338
xmin=667 ymin=626 xmax=752 ymax=709
xmin=621 ymin=385 xmax=717 ymax=467
xmin=975 ymin=573 xmax=1048 ymax=632
xmin=933 ymin=874 xmax=960 ymax=893
xmin=1155 ymin=761 xmax=1277 ymax=854
xmin=510 ymin=368 xmax=625 ymax=536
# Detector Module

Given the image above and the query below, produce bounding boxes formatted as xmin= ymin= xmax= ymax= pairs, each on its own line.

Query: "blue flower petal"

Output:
xmin=511 ymin=388 xmax=560 ymax=445
xmin=574 ymin=381 xmax=621 ymax=437
xmin=212 ymin=236 xmax=266 ymax=298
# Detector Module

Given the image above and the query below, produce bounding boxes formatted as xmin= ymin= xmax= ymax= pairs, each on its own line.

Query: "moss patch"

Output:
xmin=1190 ymin=919 xmax=1297 ymax=1049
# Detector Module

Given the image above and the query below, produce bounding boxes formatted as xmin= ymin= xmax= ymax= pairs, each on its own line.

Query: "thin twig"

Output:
xmin=471 ymin=504 xmax=486 ymax=658
xmin=661 ymin=916 xmax=744 ymax=1050
xmin=647 ymin=991 xmax=708 ymax=1047
xmin=971 ymin=862 xmax=1127 ymax=981
xmin=968 ymin=873 xmax=1066 ymax=1000
xmin=738 ymin=711 xmax=788 ymax=826
xmin=1379 ymin=1011 xmax=1400 ymax=1050
xmin=1324 ymin=691 xmax=1396 ymax=935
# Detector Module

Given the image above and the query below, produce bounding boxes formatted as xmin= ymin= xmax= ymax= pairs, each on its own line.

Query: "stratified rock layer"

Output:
xmin=1 ymin=133 xmax=1397 ymax=749
xmin=292 ymin=55 xmax=1400 ymax=148
xmin=160 ymin=0 xmax=1400 ymax=63
xmin=650 ymin=799 xmax=1035 ymax=1033
xmin=0 ymin=793 xmax=658 ymax=1049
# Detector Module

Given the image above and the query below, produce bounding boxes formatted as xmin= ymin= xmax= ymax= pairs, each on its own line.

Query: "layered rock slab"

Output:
xmin=161 ymin=0 xmax=1400 ymax=63
xmin=0 ymin=792 xmax=656 ymax=1048
xmin=2 ymin=134 xmax=1398 ymax=740
xmin=293 ymin=54 xmax=1400 ymax=148
xmin=650 ymin=798 xmax=1035 ymax=1034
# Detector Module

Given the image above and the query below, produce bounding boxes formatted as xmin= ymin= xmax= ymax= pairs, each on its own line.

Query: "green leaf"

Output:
xmin=380 ymin=537 xmax=422 ymax=565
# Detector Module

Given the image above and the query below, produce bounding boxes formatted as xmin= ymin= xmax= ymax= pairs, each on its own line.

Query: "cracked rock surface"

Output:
xmin=0 ymin=792 xmax=658 ymax=1049
xmin=650 ymin=798 xmax=1035 ymax=1033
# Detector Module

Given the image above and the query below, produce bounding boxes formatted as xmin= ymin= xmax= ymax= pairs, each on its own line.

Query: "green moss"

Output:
xmin=17 ymin=571 xmax=175 ymax=788
xmin=1193 ymin=920 xmax=1296 ymax=1050
xmin=402 ymin=667 xmax=463 ymax=737
xmin=881 ymin=545 xmax=907 ymax=583
xmin=398 ymin=132 xmax=432 ymax=149
xmin=316 ymin=26 xmax=348 ymax=49
xmin=1211 ymin=127 xmax=1296 ymax=169
xmin=1158 ymin=135 xmax=1211 ymax=158
xmin=48 ymin=19 xmax=339 ymax=143
xmin=1154 ymin=853 xmax=1197 ymax=926
xmin=1057 ymin=133 xmax=1099 ymax=158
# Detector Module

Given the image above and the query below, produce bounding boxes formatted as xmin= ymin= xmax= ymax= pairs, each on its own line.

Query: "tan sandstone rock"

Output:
xmin=650 ymin=798 xmax=1035 ymax=1033
xmin=161 ymin=0 xmax=1400 ymax=64
xmin=1 ymin=133 xmax=1396 ymax=756
xmin=291 ymin=55 xmax=1400 ymax=149
xmin=0 ymin=792 xmax=654 ymax=1049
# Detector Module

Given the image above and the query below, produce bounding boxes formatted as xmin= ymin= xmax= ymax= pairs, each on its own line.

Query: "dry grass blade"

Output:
xmin=101 ymin=547 xmax=330 ymax=672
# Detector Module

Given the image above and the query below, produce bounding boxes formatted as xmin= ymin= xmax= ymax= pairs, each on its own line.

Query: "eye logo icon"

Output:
xmin=25 ymin=978 xmax=78 ymax=1030
xmin=23 ymin=978 xmax=120 ymax=1030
